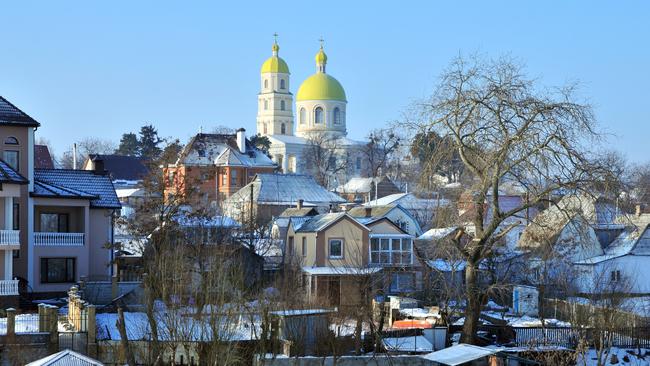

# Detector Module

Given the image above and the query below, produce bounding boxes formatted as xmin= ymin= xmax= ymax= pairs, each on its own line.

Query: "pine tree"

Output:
xmin=138 ymin=124 xmax=162 ymax=161
xmin=115 ymin=133 xmax=139 ymax=156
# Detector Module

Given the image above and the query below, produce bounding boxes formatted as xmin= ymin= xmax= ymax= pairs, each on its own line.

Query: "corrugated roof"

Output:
xmin=34 ymin=169 xmax=121 ymax=209
xmin=421 ymin=344 xmax=498 ymax=365
xmin=227 ymin=174 xmax=346 ymax=206
xmin=0 ymin=159 xmax=28 ymax=184
xmin=26 ymin=349 xmax=104 ymax=366
xmin=0 ymin=96 xmax=40 ymax=127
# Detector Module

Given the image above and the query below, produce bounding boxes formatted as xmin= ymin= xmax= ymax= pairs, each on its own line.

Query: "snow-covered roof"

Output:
xmin=364 ymin=193 xmax=449 ymax=211
xmin=418 ymin=227 xmax=458 ymax=241
xmin=176 ymin=132 xmax=275 ymax=168
xmin=269 ymin=309 xmax=334 ymax=317
xmin=335 ymin=177 xmax=376 ymax=193
xmin=575 ymin=224 xmax=650 ymax=264
xmin=421 ymin=344 xmax=498 ymax=365
xmin=301 ymin=266 xmax=382 ymax=276
xmin=26 ymin=350 xmax=104 ymax=366
xmin=226 ymin=174 xmax=346 ymax=206
xmin=174 ymin=215 xmax=241 ymax=228
xmin=295 ymin=213 xmax=365 ymax=233
xmin=382 ymin=336 xmax=433 ymax=353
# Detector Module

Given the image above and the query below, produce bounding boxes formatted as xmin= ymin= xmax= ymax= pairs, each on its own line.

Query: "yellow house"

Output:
xmin=285 ymin=213 xmax=419 ymax=307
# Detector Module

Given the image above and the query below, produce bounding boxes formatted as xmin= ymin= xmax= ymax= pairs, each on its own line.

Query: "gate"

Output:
xmin=59 ymin=332 xmax=88 ymax=354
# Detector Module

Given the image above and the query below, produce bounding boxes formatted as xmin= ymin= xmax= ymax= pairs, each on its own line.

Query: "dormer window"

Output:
xmin=4 ymin=137 xmax=18 ymax=145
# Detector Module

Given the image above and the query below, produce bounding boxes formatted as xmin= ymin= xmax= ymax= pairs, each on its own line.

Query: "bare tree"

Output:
xmin=409 ymin=55 xmax=615 ymax=344
xmin=302 ymin=133 xmax=350 ymax=189
xmin=59 ymin=137 xmax=116 ymax=168
xmin=362 ymin=128 xmax=400 ymax=178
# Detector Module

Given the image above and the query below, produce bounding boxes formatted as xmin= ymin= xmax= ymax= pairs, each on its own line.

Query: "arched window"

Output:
xmin=280 ymin=79 xmax=286 ymax=89
xmin=264 ymin=100 xmax=268 ymax=110
xmin=263 ymin=123 xmax=268 ymax=134
xmin=4 ymin=137 xmax=18 ymax=145
xmin=280 ymin=100 xmax=285 ymax=111
xmin=314 ymin=107 xmax=323 ymax=124
xmin=300 ymin=108 xmax=306 ymax=124
xmin=281 ymin=123 xmax=286 ymax=134
xmin=333 ymin=108 xmax=341 ymax=125
xmin=264 ymin=79 xmax=268 ymax=89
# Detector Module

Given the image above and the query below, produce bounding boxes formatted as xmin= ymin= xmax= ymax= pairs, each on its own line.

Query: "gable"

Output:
xmin=633 ymin=226 xmax=650 ymax=255
xmin=367 ymin=218 xmax=407 ymax=235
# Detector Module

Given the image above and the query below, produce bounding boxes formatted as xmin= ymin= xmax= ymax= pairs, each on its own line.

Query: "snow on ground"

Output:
xmin=0 ymin=314 xmax=40 ymax=334
xmin=453 ymin=313 xmax=570 ymax=327
xmin=579 ymin=348 xmax=650 ymax=365
xmin=382 ymin=335 xmax=433 ymax=353
xmin=399 ymin=307 xmax=441 ymax=319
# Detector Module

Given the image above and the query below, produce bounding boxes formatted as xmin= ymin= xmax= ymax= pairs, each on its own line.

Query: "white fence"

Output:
xmin=0 ymin=279 xmax=19 ymax=296
xmin=34 ymin=232 xmax=85 ymax=246
xmin=0 ymin=230 xmax=19 ymax=246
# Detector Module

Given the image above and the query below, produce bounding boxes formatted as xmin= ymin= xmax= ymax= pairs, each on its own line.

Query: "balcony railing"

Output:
xmin=0 ymin=230 xmax=19 ymax=246
xmin=0 ymin=280 xmax=19 ymax=296
xmin=34 ymin=232 xmax=84 ymax=246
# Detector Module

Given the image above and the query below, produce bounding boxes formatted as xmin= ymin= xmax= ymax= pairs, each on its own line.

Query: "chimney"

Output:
xmin=73 ymin=143 xmax=78 ymax=170
xmin=365 ymin=207 xmax=372 ymax=217
xmin=236 ymin=128 xmax=246 ymax=153
xmin=297 ymin=199 xmax=304 ymax=209
xmin=93 ymin=158 xmax=105 ymax=175
xmin=636 ymin=204 xmax=642 ymax=217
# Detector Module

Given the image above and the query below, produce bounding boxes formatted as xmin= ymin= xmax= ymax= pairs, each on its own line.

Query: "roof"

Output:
xmin=87 ymin=154 xmax=149 ymax=181
xmin=348 ymin=205 xmax=395 ymax=218
xmin=227 ymin=174 xmax=346 ymax=206
xmin=33 ymin=169 xmax=121 ymax=209
xmin=382 ymin=336 xmax=433 ymax=353
xmin=0 ymin=159 xmax=28 ymax=184
xmin=294 ymin=212 xmax=368 ymax=233
xmin=175 ymin=133 xmax=275 ymax=168
xmin=297 ymin=72 xmax=346 ymax=102
xmin=34 ymin=145 xmax=54 ymax=169
xmin=26 ymin=349 xmax=104 ymax=366
xmin=279 ymin=207 xmax=319 ymax=217
xmin=575 ymin=224 xmax=650 ymax=264
xmin=335 ymin=177 xmax=376 ymax=193
xmin=261 ymin=55 xmax=290 ymax=74
xmin=266 ymin=134 xmax=365 ymax=147
xmin=301 ymin=266 xmax=382 ymax=276
xmin=0 ymin=96 xmax=40 ymax=127
xmin=418 ymin=227 xmax=459 ymax=241
xmin=364 ymin=193 xmax=449 ymax=211
xmin=420 ymin=344 xmax=498 ymax=365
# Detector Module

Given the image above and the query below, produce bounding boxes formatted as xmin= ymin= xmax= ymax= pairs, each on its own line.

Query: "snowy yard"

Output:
xmin=579 ymin=348 xmax=650 ymax=366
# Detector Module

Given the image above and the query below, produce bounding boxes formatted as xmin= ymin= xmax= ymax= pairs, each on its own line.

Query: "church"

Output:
xmin=256 ymin=39 xmax=367 ymax=188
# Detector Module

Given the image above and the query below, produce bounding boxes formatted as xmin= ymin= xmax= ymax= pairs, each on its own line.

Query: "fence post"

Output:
xmin=87 ymin=305 xmax=97 ymax=357
xmin=38 ymin=303 xmax=46 ymax=332
xmin=112 ymin=274 xmax=118 ymax=300
xmin=48 ymin=306 xmax=59 ymax=353
xmin=6 ymin=308 xmax=15 ymax=339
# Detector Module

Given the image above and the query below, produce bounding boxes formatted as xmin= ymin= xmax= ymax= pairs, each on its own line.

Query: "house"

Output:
xmin=416 ymin=227 xmax=467 ymax=295
xmin=271 ymin=199 xmax=319 ymax=248
xmin=83 ymin=154 xmax=149 ymax=186
xmin=224 ymin=173 xmax=346 ymax=224
xmin=420 ymin=344 xmax=502 ymax=365
xmin=364 ymin=193 xmax=449 ymax=230
xmin=26 ymin=349 xmax=104 ymax=366
xmin=34 ymin=145 xmax=54 ymax=169
xmin=285 ymin=212 xmax=419 ymax=307
xmin=163 ymin=129 xmax=276 ymax=207
xmin=0 ymin=96 xmax=120 ymax=304
xmin=347 ymin=204 xmax=422 ymax=237
xmin=335 ymin=176 xmax=402 ymax=203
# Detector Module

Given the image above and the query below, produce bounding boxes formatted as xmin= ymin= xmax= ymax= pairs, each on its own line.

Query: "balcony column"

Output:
xmin=4 ymin=197 xmax=12 ymax=281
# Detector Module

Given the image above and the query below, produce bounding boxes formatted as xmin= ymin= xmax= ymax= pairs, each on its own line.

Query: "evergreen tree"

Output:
xmin=138 ymin=124 xmax=162 ymax=161
xmin=115 ymin=133 xmax=139 ymax=156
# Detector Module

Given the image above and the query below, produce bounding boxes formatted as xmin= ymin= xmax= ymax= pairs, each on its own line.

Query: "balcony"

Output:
xmin=0 ymin=230 xmax=19 ymax=246
xmin=0 ymin=280 xmax=18 ymax=296
xmin=34 ymin=232 xmax=85 ymax=247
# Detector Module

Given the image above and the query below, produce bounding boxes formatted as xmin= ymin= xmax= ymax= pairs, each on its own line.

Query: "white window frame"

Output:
xmin=328 ymin=238 xmax=344 ymax=259
xmin=370 ymin=236 xmax=413 ymax=265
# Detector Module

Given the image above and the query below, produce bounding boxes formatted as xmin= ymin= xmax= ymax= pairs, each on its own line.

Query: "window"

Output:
xmin=221 ymin=172 xmax=227 ymax=186
xmin=300 ymin=108 xmax=306 ymax=124
xmin=264 ymin=100 xmax=268 ymax=110
xmin=390 ymin=272 xmax=415 ymax=293
xmin=12 ymin=203 xmax=19 ymax=230
xmin=333 ymin=108 xmax=341 ymax=125
xmin=314 ymin=107 xmax=323 ymax=124
xmin=328 ymin=156 xmax=336 ymax=169
xmin=201 ymin=172 xmax=210 ymax=180
xmin=329 ymin=239 xmax=343 ymax=259
xmin=288 ymin=236 xmax=294 ymax=257
xmin=355 ymin=157 xmax=362 ymax=171
xmin=370 ymin=237 xmax=413 ymax=265
xmin=4 ymin=137 xmax=18 ymax=145
xmin=40 ymin=213 xmax=69 ymax=233
xmin=263 ymin=123 xmax=268 ymax=134
xmin=281 ymin=123 xmax=286 ymax=134
xmin=167 ymin=171 xmax=175 ymax=184
xmin=302 ymin=237 xmax=307 ymax=257
xmin=280 ymin=79 xmax=285 ymax=89
xmin=230 ymin=169 xmax=238 ymax=186
xmin=3 ymin=150 xmax=18 ymax=170
xmin=280 ymin=100 xmax=285 ymax=111
xmin=264 ymin=79 xmax=268 ymax=89
xmin=41 ymin=258 xmax=76 ymax=283
xmin=197 ymin=149 xmax=205 ymax=157
xmin=611 ymin=270 xmax=621 ymax=282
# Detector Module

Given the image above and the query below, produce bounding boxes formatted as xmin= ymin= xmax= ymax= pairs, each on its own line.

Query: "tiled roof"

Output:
xmin=0 ymin=159 xmax=28 ymax=184
xmin=34 ymin=145 xmax=55 ymax=169
xmin=34 ymin=169 xmax=121 ymax=209
xmin=0 ymin=96 xmax=40 ymax=127
xmin=87 ymin=154 xmax=149 ymax=181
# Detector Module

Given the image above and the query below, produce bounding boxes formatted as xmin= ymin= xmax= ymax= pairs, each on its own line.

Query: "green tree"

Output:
xmin=115 ymin=132 xmax=139 ymax=156
xmin=249 ymin=134 xmax=271 ymax=154
xmin=138 ymin=124 xmax=163 ymax=161
xmin=160 ymin=138 xmax=184 ymax=165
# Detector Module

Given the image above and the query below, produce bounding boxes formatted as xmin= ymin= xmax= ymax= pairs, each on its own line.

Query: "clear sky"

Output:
xmin=0 ymin=1 xmax=648 ymax=161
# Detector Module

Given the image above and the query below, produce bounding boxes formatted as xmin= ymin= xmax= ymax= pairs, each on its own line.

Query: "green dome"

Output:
xmin=261 ymin=56 xmax=290 ymax=74
xmin=296 ymin=73 xmax=346 ymax=102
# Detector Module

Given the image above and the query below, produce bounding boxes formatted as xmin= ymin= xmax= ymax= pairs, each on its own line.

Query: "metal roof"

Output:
xmin=0 ymin=96 xmax=40 ymax=127
xmin=34 ymin=169 xmax=121 ymax=209
xmin=421 ymin=344 xmax=498 ymax=365
xmin=0 ymin=159 xmax=28 ymax=184
xmin=227 ymin=174 xmax=346 ymax=206
xmin=26 ymin=349 xmax=104 ymax=366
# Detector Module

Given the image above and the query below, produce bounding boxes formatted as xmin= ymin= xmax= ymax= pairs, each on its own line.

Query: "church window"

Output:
xmin=300 ymin=108 xmax=306 ymax=124
xmin=356 ymin=157 xmax=362 ymax=171
xmin=333 ymin=108 xmax=341 ymax=125
xmin=264 ymin=79 xmax=268 ymax=89
xmin=264 ymin=100 xmax=268 ymax=110
xmin=281 ymin=123 xmax=286 ymax=134
xmin=280 ymin=79 xmax=285 ymax=89
xmin=280 ymin=100 xmax=286 ymax=111
xmin=314 ymin=107 xmax=323 ymax=124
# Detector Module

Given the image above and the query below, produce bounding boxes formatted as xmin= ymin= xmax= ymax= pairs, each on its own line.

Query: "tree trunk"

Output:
xmin=117 ymin=307 xmax=137 ymax=366
xmin=460 ymin=263 xmax=480 ymax=344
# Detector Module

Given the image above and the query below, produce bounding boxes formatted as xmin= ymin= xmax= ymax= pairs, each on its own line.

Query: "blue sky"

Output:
xmin=0 ymin=1 xmax=648 ymax=161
